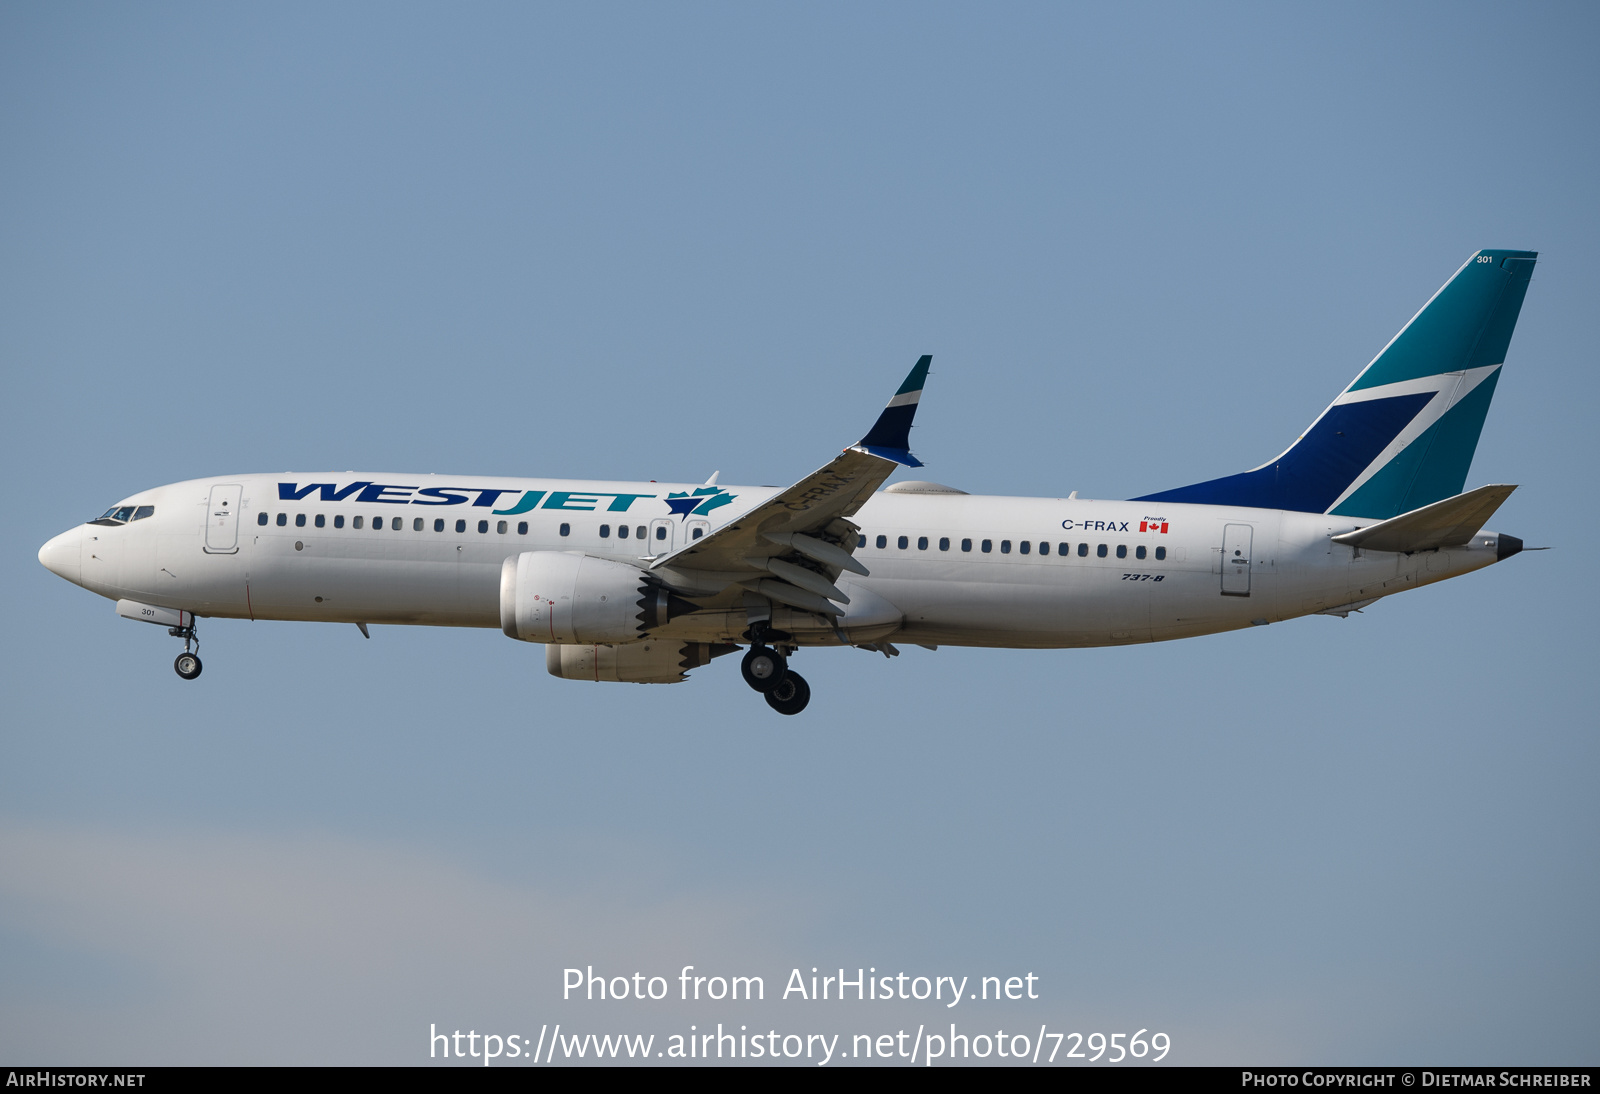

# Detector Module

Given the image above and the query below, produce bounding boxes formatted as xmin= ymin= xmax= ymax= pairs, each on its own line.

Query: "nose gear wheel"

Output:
xmin=168 ymin=620 xmax=202 ymax=680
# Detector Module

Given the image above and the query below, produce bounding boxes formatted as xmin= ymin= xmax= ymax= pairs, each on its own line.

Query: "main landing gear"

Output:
xmin=170 ymin=620 xmax=202 ymax=680
xmin=740 ymin=645 xmax=786 ymax=691
xmin=740 ymin=624 xmax=810 ymax=716
xmin=764 ymin=671 xmax=810 ymax=716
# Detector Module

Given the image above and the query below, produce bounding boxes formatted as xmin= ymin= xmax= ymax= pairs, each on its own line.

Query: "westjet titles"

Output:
xmin=274 ymin=482 xmax=733 ymax=516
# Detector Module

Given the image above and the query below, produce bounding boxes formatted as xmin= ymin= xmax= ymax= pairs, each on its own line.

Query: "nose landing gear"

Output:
xmin=169 ymin=621 xmax=202 ymax=680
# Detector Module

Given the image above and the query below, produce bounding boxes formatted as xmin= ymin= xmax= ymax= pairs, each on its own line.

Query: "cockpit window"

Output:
xmin=91 ymin=505 xmax=139 ymax=526
xmin=132 ymin=505 xmax=155 ymax=521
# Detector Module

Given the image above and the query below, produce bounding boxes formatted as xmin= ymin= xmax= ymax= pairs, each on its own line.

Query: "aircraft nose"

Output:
xmin=39 ymin=525 xmax=83 ymax=585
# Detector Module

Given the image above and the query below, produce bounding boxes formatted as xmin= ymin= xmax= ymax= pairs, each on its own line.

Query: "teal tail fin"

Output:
xmin=1134 ymin=250 xmax=1537 ymax=519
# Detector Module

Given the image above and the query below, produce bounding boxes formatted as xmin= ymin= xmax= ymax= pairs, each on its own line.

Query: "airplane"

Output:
xmin=38 ymin=249 xmax=1537 ymax=716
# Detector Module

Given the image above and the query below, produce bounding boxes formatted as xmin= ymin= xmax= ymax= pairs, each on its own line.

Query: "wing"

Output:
xmin=649 ymin=355 xmax=932 ymax=615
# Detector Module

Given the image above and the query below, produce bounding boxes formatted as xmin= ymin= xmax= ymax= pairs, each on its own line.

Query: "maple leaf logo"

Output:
xmin=665 ymin=487 xmax=735 ymax=520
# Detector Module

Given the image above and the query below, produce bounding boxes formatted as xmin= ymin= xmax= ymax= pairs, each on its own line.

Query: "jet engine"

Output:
xmin=546 ymin=640 xmax=738 ymax=683
xmin=499 ymin=551 xmax=699 ymax=644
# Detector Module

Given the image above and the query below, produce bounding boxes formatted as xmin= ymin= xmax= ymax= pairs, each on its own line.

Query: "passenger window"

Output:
xmin=315 ymin=514 xmax=325 ymax=528
xmin=655 ymin=525 xmax=666 ymax=540
xmin=1001 ymin=540 xmax=1012 ymax=554
xmin=1116 ymin=544 xmax=1127 ymax=559
xmin=876 ymin=535 xmax=887 ymax=549
xmin=692 ymin=527 xmax=703 ymax=539
xmin=560 ymin=523 xmax=571 ymax=537
xmin=1078 ymin=542 xmax=1088 ymax=557
xmin=917 ymin=536 xmax=928 ymax=550
xmin=1136 ymin=545 xmax=1146 ymax=560
xmin=133 ymin=506 xmax=155 ymax=521
xmin=1019 ymin=540 xmax=1030 ymax=555
xmin=276 ymin=513 xmax=287 ymax=527
xmin=295 ymin=513 xmax=306 ymax=527
xmin=478 ymin=520 xmax=489 ymax=533
xmin=619 ymin=525 xmax=629 ymax=539
xmin=1058 ymin=542 xmax=1069 ymax=556
xmin=434 ymin=518 xmax=444 ymax=532
xmin=939 ymin=537 xmax=950 ymax=551
xmin=498 ymin=520 xmax=508 ymax=534
xmin=518 ymin=522 xmax=528 ymax=535
xmin=898 ymin=536 xmax=908 ymax=549
xmin=1039 ymin=541 xmax=1048 ymax=555
xmin=374 ymin=517 xmax=384 ymax=530
xmin=1097 ymin=543 xmax=1107 ymax=557
xmin=455 ymin=519 xmax=466 ymax=533
xmin=1155 ymin=545 xmax=1167 ymax=561
xmin=599 ymin=524 xmax=611 ymax=538
xmin=257 ymin=512 xmax=268 ymax=526
xmin=334 ymin=515 xmax=345 ymax=528
xmin=353 ymin=516 xmax=364 ymax=529
xmin=411 ymin=517 xmax=421 ymax=531
xmin=858 ymin=535 xmax=867 ymax=547
xmin=981 ymin=539 xmax=992 ymax=553
xmin=961 ymin=538 xmax=972 ymax=552
xmin=636 ymin=526 xmax=646 ymax=539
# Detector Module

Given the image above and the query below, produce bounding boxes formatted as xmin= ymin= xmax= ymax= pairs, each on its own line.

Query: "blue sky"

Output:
xmin=2 ymin=1 xmax=1597 ymax=1065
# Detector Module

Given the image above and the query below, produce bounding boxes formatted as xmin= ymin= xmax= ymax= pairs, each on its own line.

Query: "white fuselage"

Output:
xmin=39 ymin=472 xmax=1507 ymax=650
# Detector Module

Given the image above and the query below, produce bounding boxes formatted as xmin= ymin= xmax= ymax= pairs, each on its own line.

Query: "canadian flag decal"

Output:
xmin=1140 ymin=519 xmax=1169 ymax=533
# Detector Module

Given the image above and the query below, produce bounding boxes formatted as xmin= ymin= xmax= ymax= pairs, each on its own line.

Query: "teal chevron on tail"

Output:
xmin=1134 ymin=250 xmax=1537 ymax=519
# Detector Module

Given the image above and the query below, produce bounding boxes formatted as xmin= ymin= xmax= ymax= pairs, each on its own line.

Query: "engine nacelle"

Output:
xmin=499 ymin=551 xmax=698 ymax=644
xmin=546 ymin=640 xmax=737 ymax=684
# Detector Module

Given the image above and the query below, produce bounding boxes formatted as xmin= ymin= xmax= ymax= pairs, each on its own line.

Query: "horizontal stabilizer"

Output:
xmin=1331 ymin=484 xmax=1516 ymax=553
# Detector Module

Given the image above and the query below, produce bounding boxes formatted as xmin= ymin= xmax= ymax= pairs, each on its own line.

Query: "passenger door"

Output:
xmin=204 ymin=484 xmax=243 ymax=554
xmin=1221 ymin=523 xmax=1252 ymax=596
